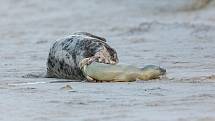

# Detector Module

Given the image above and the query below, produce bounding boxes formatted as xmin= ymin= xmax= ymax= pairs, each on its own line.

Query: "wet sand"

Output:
xmin=1 ymin=0 xmax=215 ymax=121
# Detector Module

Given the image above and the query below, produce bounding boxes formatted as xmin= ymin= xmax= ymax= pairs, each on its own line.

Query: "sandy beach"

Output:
xmin=0 ymin=0 xmax=215 ymax=121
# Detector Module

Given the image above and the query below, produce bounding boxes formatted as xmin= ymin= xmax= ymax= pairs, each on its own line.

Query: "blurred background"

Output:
xmin=1 ymin=1 xmax=215 ymax=121
xmin=1 ymin=0 xmax=215 ymax=81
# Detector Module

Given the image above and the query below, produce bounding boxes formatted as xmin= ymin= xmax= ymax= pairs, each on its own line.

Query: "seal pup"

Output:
xmin=82 ymin=62 xmax=166 ymax=82
xmin=46 ymin=32 xmax=118 ymax=80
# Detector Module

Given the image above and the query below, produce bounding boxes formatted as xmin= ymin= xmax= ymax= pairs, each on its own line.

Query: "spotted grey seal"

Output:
xmin=47 ymin=32 xmax=118 ymax=80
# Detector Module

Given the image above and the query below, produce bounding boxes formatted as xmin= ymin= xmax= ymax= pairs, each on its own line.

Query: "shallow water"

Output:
xmin=1 ymin=0 xmax=215 ymax=121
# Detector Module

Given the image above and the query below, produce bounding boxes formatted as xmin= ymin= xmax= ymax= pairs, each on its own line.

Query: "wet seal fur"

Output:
xmin=46 ymin=32 xmax=118 ymax=80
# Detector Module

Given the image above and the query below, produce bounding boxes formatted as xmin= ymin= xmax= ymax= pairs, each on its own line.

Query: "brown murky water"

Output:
xmin=0 ymin=0 xmax=215 ymax=121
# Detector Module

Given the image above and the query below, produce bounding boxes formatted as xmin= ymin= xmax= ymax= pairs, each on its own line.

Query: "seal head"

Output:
xmin=137 ymin=65 xmax=166 ymax=80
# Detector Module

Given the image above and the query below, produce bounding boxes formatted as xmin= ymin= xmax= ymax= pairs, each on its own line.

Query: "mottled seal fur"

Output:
xmin=46 ymin=32 xmax=118 ymax=80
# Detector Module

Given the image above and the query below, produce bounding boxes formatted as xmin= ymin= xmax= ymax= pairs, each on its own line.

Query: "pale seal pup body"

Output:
xmin=47 ymin=32 xmax=118 ymax=80
xmin=82 ymin=62 xmax=166 ymax=82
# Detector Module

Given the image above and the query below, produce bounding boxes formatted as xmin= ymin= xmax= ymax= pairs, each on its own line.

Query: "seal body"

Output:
xmin=83 ymin=62 xmax=166 ymax=82
xmin=46 ymin=32 xmax=118 ymax=80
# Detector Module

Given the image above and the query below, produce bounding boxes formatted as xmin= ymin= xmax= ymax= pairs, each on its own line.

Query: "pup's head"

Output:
xmin=138 ymin=65 xmax=166 ymax=80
